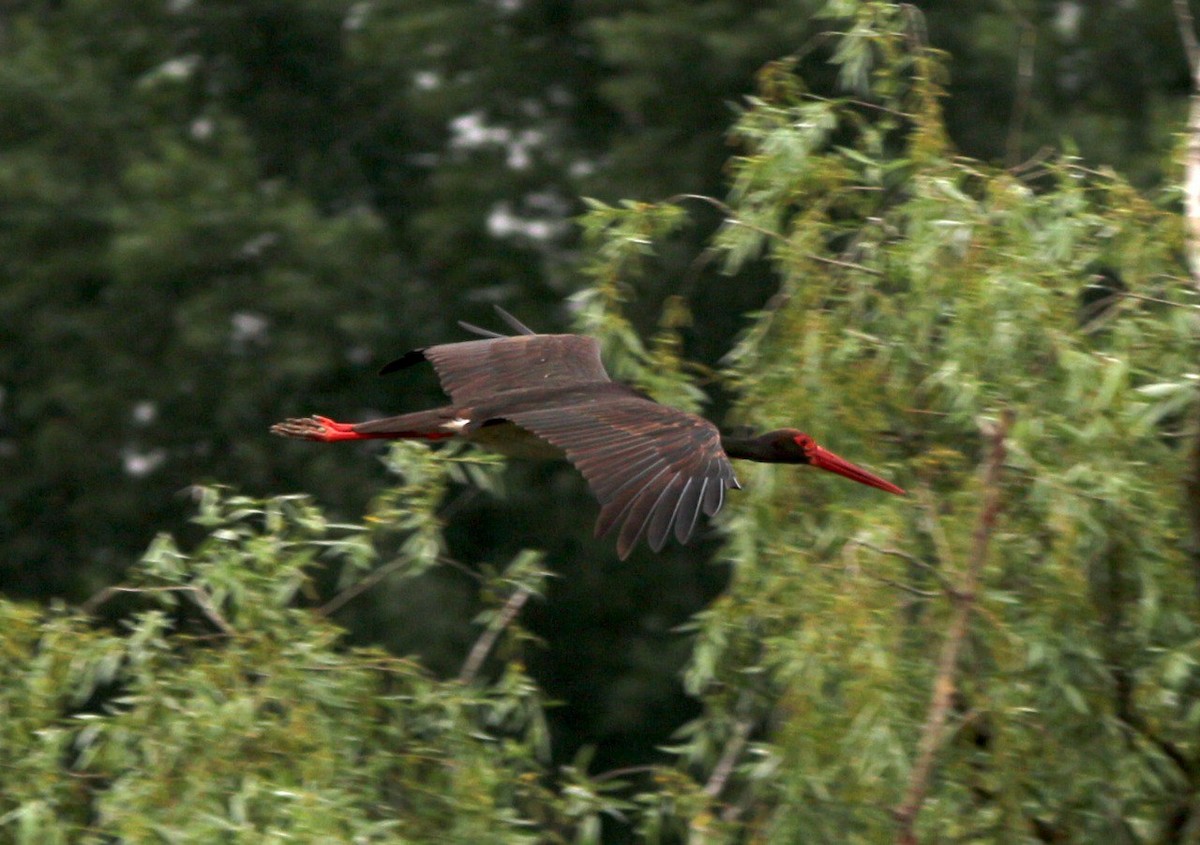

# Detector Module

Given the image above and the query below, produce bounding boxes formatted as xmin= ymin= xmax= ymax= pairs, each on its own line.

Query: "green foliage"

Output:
xmin=575 ymin=9 xmax=1200 ymax=842
xmin=5 ymin=1 xmax=1200 ymax=841
xmin=573 ymin=198 xmax=708 ymax=412
xmin=1 ymin=450 xmax=560 ymax=844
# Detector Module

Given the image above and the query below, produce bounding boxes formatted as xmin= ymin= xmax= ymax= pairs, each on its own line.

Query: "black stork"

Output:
xmin=271 ymin=308 xmax=905 ymax=559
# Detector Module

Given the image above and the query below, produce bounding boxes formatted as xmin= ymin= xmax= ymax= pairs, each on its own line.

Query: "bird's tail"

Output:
xmin=271 ymin=408 xmax=457 ymax=443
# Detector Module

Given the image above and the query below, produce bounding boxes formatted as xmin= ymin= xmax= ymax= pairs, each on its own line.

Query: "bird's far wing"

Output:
xmin=506 ymin=398 xmax=739 ymax=559
xmin=381 ymin=335 xmax=610 ymax=405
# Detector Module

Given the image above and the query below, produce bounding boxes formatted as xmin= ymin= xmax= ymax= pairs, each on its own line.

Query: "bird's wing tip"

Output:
xmin=493 ymin=304 xmax=536 ymax=335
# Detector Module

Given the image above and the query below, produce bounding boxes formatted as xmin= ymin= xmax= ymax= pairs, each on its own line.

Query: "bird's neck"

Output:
xmin=721 ymin=432 xmax=773 ymax=462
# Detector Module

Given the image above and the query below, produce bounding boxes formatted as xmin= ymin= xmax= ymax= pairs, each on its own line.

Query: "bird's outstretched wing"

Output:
xmin=381 ymin=334 xmax=610 ymax=406
xmin=504 ymin=398 xmax=739 ymax=559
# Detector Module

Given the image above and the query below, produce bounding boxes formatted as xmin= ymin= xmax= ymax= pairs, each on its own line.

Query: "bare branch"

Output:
xmin=318 ymin=554 xmax=480 ymax=618
xmin=849 ymin=539 xmax=956 ymax=597
xmin=893 ymin=411 xmax=1013 ymax=844
xmin=668 ymin=193 xmax=884 ymax=276
xmin=668 ymin=193 xmax=738 ymax=220
xmin=592 ymin=765 xmax=660 ymax=783
xmin=1007 ymin=145 xmax=1054 ymax=176
xmin=318 ymin=558 xmax=412 ymax=618
xmin=1174 ymin=0 xmax=1200 ymax=289
xmin=869 ymin=574 xmax=941 ymax=600
xmin=1172 ymin=0 xmax=1200 ymax=616
xmin=458 ymin=585 xmax=533 ymax=685
xmin=806 ymin=253 xmax=885 ymax=277
xmin=703 ymin=716 xmax=755 ymax=800
xmin=81 ymin=585 xmax=235 ymax=636
xmin=1120 ymin=290 xmax=1200 ymax=310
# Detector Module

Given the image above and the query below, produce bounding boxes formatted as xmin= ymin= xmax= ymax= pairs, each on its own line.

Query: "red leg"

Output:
xmin=270 ymin=415 xmax=389 ymax=442
xmin=312 ymin=416 xmax=358 ymax=435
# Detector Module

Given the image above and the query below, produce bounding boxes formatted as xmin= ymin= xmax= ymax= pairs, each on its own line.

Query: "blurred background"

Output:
xmin=0 ymin=0 xmax=1192 ymax=772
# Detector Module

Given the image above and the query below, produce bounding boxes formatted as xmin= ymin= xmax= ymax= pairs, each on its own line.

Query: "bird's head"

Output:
xmin=773 ymin=429 xmax=905 ymax=495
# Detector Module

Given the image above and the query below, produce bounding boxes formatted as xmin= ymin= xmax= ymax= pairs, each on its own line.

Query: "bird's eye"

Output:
xmin=792 ymin=433 xmax=816 ymax=455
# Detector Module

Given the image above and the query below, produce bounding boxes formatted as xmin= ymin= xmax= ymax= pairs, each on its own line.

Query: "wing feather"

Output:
xmin=373 ymin=325 xmax=736 ymax=557
xmin=506 ymin=397 xmax=736 ymax=558
xmin=703 ymin=469 xmax=725 ymax=517
xmin=614 ymin=468 xmax=676 ymax=556
xmin=646 ymin=475 xmax=689 ymax=553
xmin=384 ymin=334 xmax=611 ymax=405
xmin=431 ymin=335 xmax=610 ymax=404
xmin=594 ymin=464 xmax=672 ymax=538
xmin=619 ymin=472 xmax=686 ymax=556
xmin=674 ymin=476 xmax=707 ymax=545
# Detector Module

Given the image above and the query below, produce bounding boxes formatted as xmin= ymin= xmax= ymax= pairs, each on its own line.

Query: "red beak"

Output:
xmin=808 ymin=445 xmax=906 ymax=495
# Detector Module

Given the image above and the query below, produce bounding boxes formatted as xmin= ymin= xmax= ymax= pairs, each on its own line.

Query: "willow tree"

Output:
xmin=578 ymin=3 xmax=1199 ymax=841
xmin=3 ymin=2 xmax=1198 ymax=843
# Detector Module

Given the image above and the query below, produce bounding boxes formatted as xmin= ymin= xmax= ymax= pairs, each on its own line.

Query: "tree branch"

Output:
xmin=893 ymin=411 xmax=1013 ymax=844
xmin=1173 ymin=0 xmax=1200 ymax=628
xmin=81 ymin=585 xmax=235 ymax=636
xmin=703 ymin=715 xmax=755 ymax=801
xmin=668 ymin=193 xmax=884 ymax=276
xmin=850 ymin=539 xmax=958 ymax=598
xmin=317 ymin=554 xmax=481 ymax=618
xmin=458 ymin=584 xmax=533 ymax=684
xmin=1174 ymin=0 xmax=1200 ymax=289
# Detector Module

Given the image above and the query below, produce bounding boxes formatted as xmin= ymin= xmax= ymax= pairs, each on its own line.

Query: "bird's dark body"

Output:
xmin=271 ymin=313 xmax=904 ymax=558
xmin=352 ymin=337 xmax=737 ymax=556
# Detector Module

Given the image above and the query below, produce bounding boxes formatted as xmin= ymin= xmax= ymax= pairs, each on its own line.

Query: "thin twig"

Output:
xmin=703 ymin=716 xmax=755 ymax=800
xmin=798 ymin=92 xmax=916 ymax=119
xmin=668 ymin=193 xmax=784 ymax=245
xmin=849 ymin=539 xmax=957 ymax=597
xmin=458 ymin=585 xmax=533 ymax=684
xmin=1007 ymin=145 xmax=1054 ymax=176
xmin=846 ymin=98 xmax=916 ymax=119
xmin=806 ymin=253 xmax=885 ymax=277
xmin=1173 ymin=0 xmax=1200 ymax=289
xmin=669 ymin=193 xmax=884 ymax=276
xmin=668 ymin=193 xmax=736 ymax=218
xmin=1120 ymin=290 xmax=1200 ymax=310
xmin=318 ymin=557 xmax=411 ymax=618
xmin=317 ymin=554 xmax=481 ymax=618
xmin=1153 ymin=273 xmax=1200 ymax=292
xmin=893 ymin=411 xmax=1013 ymax=844
xmin=1172 ymin=2 xmax=1200 ymax=610
xmin=81 ymin=585 xmax=235 ymax=636
xmin=869 ymin=575 xmax=941 ymax=600
xmin=691 ymin=696 xmax=758 ymax=840
xmin=593 ymin=765 xmax=660 ymax=783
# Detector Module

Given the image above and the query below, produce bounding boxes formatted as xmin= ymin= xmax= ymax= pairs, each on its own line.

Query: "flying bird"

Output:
xmin=271 ymin=308 xmax=904 ymax=558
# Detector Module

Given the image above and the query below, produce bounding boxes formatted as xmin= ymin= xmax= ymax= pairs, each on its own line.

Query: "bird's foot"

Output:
xmin=270 ymin=415 xmax=361 ymax=442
